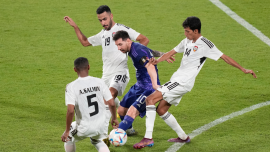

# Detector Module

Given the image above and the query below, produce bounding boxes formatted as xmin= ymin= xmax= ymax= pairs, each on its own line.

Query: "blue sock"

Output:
xmin=118 ymin=115 xmax=134 ymax=131
xmin=120 ymin=115 xmax=133 ymax=129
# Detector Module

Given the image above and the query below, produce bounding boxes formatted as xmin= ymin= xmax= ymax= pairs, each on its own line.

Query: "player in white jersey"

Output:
xmin=133 ymin=16 xmax=257 ymax=149
xmin=61 ymin=57 xmax=119 ymax=152
xmin=64 ymin=5 xmax=168 ymax=137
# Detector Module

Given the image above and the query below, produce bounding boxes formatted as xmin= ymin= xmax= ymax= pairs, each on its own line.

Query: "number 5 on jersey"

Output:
xmin=87 ymin=94 xmax=99 ymax=117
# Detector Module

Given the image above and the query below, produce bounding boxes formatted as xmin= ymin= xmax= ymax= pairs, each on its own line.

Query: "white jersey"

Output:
xmin=65 ymin=76 xmax=113 ymax=137
xmin=88 ymin=23 xmax=140 ymax=78
xmin=171 ymin=36 xmax=223 ymax=91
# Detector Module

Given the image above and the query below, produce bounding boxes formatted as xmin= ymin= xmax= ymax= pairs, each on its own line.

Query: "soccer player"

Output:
xmin=64 ymin=5 xmax=164 ymax=137
xmin=133 ymin=16 xmax=257 ymax=149
xmin=61 ymin=57 xmax=119 ymax=152
xmin=112 ymin=30 xmax=160 ymax=142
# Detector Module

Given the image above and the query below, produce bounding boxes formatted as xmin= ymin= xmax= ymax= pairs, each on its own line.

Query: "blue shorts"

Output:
xmin=120 ymin=84 xmax=154 ymax=118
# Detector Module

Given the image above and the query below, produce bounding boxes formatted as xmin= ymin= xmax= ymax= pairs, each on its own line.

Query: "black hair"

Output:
xmin=182 ymin=16 xmax=201 ymax=33
xmin=112 ymin=30 xmax=131 ymax=41
xmin=96 ymin=5 xmax=111 ymax=14
xmin=74 ymin=57 xmax=89 ymax=71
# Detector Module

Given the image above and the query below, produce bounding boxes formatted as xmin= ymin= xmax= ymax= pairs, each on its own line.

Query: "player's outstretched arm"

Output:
xmin=136 ymin=34 xmax=149 ymax=46
xmin=220 ymin=54 xmax=257 ymax=78
xmin=152 ymin=50 xmax=165 ymax=57
xmin=64 ymin=16 xmax=91 ymax=47
xmin=151 ymin=49 xmax=177 ymax=65
xmin=152 ymin=50 xmax=176 ymax=63
xmin=61 ymin=104 xmax=75 ymax=142
xmin=107 ymin=98 xmax=119 ymax=128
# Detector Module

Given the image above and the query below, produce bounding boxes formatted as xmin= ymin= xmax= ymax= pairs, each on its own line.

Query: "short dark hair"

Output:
xmin=96 ymin=5 xmax=111 ymax=14
xmin=74 ymin=57 xmax=89 ymax=71
xmin=182 ymin=16 xmax=201 ymax=33
xmin=113 ymin=30 xmax=130 ymax=41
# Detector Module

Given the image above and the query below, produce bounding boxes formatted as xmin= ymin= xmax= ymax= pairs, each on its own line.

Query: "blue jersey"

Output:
xmin=128 ymin=42 xmax=160 ymax=89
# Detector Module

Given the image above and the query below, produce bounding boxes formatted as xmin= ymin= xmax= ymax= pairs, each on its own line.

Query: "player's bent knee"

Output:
xmin=117 ymin=106 xmax=127 ymax=116
xmin=156 ymin=107 xmax=166 ymax=116
xmin=146 ymin=97 xmax=154 ymax=105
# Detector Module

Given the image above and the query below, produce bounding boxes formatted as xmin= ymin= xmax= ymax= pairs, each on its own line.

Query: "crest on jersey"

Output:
xmin=139 ymin=56 xmax=148 ymax=66
xmin=193 ymin=46 xmax=198 ymax=52
xmin=112 ymin=32 xmax=116 ymax=37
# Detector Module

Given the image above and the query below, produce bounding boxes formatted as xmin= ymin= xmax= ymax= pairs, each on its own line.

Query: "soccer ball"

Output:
xmin=109 ymin=128 xmax=127 ymax=147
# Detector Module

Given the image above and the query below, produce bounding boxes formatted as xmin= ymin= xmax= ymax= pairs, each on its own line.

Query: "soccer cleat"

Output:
xmin=168 ymin=136 xmax=191 ymax=143
xmin=126 ymin=127 xmax=138 ymax=136
xmin=133 ymin=138 xmax=154 ymax=149
xmin=103 ymin=137 xmax=110 ymax=147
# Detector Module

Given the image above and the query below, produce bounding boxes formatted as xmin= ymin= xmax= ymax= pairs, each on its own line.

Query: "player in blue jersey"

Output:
xmin=112 ymin=30 xmax=160 ymax=144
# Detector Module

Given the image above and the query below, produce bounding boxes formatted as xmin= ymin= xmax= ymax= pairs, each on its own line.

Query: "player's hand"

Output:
xmin=148 ymin=57 xmax=158 ymax=65
xmin=111 ymin=119 xmax=119 ymax=129
xmin=64 ymin=16 xmax=77 ymax=27
xmin=243 ymin=69 xmax=257 ymax=78
xmin=61 ymin=131 xmax=70 ymax=142
xmin=165 ymin=55 xmax=175 ymax=63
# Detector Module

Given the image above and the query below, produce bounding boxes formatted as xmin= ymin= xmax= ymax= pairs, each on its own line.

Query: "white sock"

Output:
xmin=160 ymin=112 xmax=188 ymax=140
xmin=64 ymin=141 xmax=76 ymax=152
xmin=144 ymin=105 xmax=156 ymax=139
xmin=103 ymin=105 xmax=111 ymax=136
xmin=92 ymin=140 xmax=110 ymax=152
xmin=114 ymin=97 xmax=120 ymax=108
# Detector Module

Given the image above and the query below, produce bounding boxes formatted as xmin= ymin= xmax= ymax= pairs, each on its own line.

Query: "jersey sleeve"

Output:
xmin=118 ymin=24 xmax=140 ymax=41
xmin=101 ymin=80 xmax=113 ymax=102
xmin=65 ymin=83 xmax=76 ymax=106
xmin=203 ymin=45 xmax=223 ymax=61
xmin=173 ymin=39 xmax=186 ymax=53
xmin=87 ymin=30 xmax=103 ymax=46
xmin=127 ymin=28 xmax=140 ymax=41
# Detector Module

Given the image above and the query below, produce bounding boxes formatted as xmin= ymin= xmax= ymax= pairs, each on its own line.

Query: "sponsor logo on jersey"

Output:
xmin=193 ymin=46 xmax=198 ymax=52
xmin=102 ymin=35 xmax=105 ymax=38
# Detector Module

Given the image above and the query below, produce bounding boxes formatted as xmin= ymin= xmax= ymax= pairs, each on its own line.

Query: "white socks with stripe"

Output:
xmin=160 ymin=111 xmax=188 ymax=140
xmin=144 ymin=105 xmax=156 ymax=139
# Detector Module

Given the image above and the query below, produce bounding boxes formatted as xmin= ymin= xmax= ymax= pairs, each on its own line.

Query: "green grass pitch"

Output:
xmin=0 ymin=0 xmax=269 ymax=151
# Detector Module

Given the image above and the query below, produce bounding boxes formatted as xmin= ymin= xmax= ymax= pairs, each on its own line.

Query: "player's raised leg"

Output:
xmin=117 ymin=86 xmax=140 ymax=135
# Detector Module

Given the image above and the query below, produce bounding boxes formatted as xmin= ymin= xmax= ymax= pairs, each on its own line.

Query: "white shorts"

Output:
xmin=157 ymin=81 xmax=189 ymax=106
xmin=102 ymin=70 xmax=130 ymax=96
xmin=67 ymin=122 xmax=107 ymax=143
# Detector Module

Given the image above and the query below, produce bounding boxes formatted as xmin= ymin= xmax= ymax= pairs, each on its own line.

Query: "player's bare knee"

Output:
xmin=156 ymin=107 xmax=166 ymax=116
xmin=145 ymin=97 xmax=154 ymax=105
xmin=117 ymin=106 xmax=127 ymax=116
